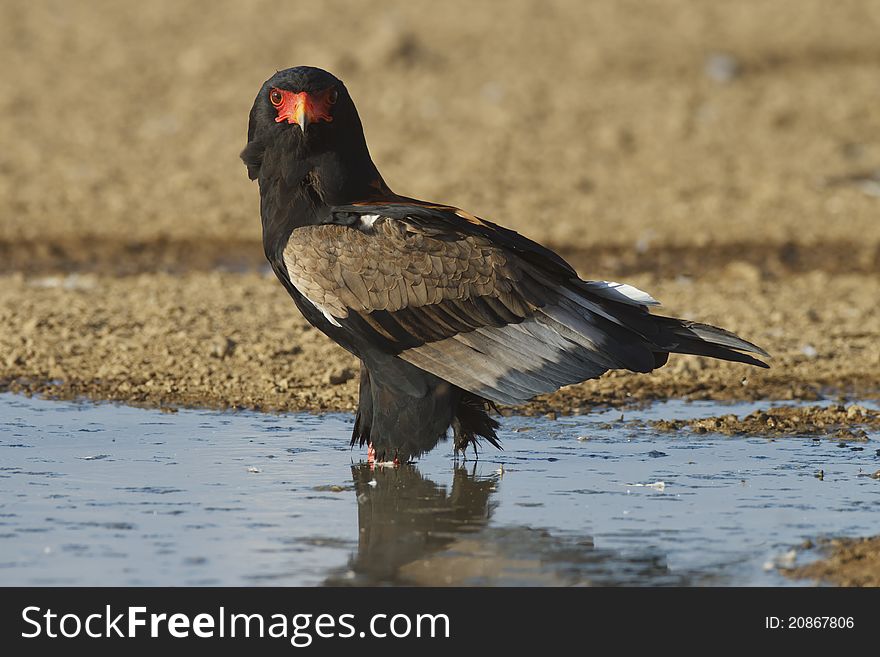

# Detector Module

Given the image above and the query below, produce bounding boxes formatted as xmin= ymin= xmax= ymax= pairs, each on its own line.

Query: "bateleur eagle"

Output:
xmin=241 ymin=66 xmax=768 ymax=462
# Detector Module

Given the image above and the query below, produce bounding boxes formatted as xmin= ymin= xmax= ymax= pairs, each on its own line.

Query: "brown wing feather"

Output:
xmin=282 ymin=219 xmax=534 ymax=321
xmin=281 ymin=207 xmax=767 ymax=405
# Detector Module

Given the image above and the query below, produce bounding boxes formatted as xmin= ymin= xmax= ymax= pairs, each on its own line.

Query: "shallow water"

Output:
xmin=0 ymin=393 xmax=877 ymax=586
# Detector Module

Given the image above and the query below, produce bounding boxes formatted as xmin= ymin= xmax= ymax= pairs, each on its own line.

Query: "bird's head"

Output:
xmin=241 ymin=66 xmax=369 ymax=182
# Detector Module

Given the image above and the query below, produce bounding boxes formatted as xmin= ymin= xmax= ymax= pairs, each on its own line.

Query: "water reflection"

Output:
xmin=7 ymin=394 xmax=874 ymax=586
xmin=324 ymin=464 xmax=496 ymax=585
xmin=326 ymin=463 xmax=699 ymax=586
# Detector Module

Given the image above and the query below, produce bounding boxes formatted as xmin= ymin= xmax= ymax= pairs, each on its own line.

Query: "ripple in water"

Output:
xmin=0 ymin=393 xmax=877 ymax=585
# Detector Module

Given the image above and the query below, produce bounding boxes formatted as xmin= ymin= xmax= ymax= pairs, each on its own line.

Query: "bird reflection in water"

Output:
xmin=325 ymin=463 xmax=497 ymax=585
xmin=325 ymin=463 xmax=697 ymax=586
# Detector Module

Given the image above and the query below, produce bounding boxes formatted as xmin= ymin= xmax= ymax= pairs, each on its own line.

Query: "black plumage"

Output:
xmin=242 ymin=66 xmax=769 ymax=462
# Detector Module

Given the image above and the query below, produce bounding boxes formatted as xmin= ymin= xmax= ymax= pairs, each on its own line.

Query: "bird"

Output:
xmin=241 ymin=66 xmax=768 ymax=463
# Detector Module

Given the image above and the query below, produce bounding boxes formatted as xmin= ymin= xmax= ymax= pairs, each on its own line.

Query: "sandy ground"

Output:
xmin=2 ymin=269 xmax=879 ymax=414
xmin=2 ymin=0 xmax=880 ymax=584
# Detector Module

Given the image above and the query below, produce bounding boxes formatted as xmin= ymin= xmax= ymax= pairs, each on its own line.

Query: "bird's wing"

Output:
xmin=281 ymin=202 xmax=667 ymax=405
xmin=283 ymin=202 xmax=767 ymax=405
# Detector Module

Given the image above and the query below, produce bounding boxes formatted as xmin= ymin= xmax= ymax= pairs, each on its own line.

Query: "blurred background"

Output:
xmin=1 ymin=0 xmax=878 ymax=411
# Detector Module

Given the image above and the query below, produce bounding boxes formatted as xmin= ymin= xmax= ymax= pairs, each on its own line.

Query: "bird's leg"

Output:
xmin=367 ymin=442 xmax=376 ymax=467
xmin=452 ymin=417 xmax=468 ymax=459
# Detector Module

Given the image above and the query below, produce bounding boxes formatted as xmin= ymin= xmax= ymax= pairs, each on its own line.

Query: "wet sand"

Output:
xmin=784 ymin=537 xmax=880 ymax=587
xmin=651 ymin=403 xmax=880 ymax=440
xmin=2 ymin=0 xmax=879 ymax=584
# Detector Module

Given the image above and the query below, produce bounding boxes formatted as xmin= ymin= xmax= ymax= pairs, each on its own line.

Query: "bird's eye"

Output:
xmin=328 ymin=89 xmax=338 ymax=104
xmin=269 ymin=89 xmax=284 ymax=107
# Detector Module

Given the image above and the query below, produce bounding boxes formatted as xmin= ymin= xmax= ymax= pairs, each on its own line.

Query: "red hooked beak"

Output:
xmin=271 ymin=88 xmax=335 ymax=133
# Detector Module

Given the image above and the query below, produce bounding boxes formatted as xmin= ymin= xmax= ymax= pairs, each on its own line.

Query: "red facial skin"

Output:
xmin=269 ymin=87 xmax=336 ymax=127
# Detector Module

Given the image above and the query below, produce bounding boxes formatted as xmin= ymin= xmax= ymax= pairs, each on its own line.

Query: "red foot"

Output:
xmin=367 ymin=444 xmax=401 ymax=468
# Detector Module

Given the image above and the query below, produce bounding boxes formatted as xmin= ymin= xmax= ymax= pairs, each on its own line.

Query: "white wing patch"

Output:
xmin=297 ymin=285 xmax=343 ymax=327
xmin=582 ymin=280 xmax=660 ymax=306
xmin=316 ymin=303 xmax=343 ymax=327
xmin=358 ymin=214 xmax=381 ymax=230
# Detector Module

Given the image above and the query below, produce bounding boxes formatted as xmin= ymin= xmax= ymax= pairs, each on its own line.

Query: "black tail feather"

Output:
xmin=656 ymin=317 xmax=769 ymax=368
